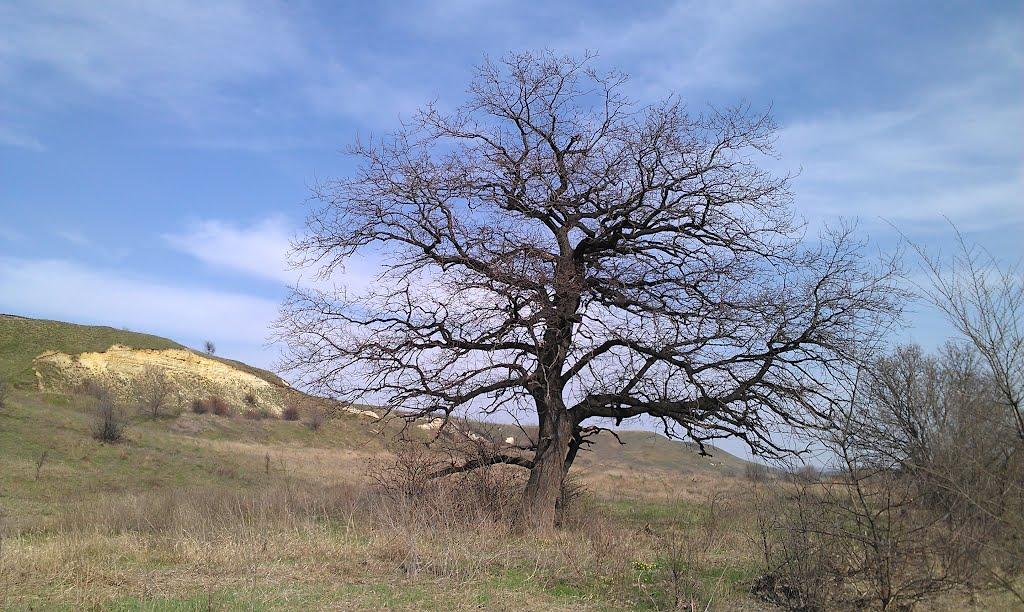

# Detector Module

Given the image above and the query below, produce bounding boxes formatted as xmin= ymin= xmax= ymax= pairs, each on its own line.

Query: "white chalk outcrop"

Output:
xmin=33 ymin=344 xmax=288 ymax=414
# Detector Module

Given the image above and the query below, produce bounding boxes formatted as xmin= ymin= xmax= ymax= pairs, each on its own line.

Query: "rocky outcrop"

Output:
xmin=33 ymin=344 xmax=289 ymax=414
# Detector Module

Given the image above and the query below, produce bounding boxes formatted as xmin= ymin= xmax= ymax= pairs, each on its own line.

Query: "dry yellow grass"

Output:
xmin=1 ymin=388 xmax=1017 ymax=610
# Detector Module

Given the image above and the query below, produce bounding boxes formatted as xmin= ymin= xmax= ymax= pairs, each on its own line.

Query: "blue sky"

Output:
xmin=1 ymin=0 xmax=1022 ymax=373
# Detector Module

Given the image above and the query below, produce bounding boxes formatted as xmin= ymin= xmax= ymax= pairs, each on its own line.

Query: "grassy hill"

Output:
xmin=0 ymin=313 xmax=285 ymax=388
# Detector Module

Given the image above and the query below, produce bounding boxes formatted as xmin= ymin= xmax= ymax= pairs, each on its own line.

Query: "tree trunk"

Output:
xmin=520 ymin=403 xmax=575 ymax=531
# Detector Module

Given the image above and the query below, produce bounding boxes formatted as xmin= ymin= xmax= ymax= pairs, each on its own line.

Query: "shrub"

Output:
xmin=210 ymin=396 xmax=232 ymax=417
xmin=244 ymin=391 xmax=258 ymax=407
xmin=0 ymin=378 xmax=7 ymax=410
xmin=744 ymin=461 xmax=771 ymax=483
xmin=92 ymin=397 xmax=127 ymax=443
xmin=281 ymin=404 xmax=301 ymax=421
xmin=304 ymin=405 xmax=326 ymax=431
xmin=190 ymin=397 xmax=209 ymax=414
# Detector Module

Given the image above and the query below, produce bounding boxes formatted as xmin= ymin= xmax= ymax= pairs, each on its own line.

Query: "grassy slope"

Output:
xmin=0 ymin=313 xmax=285 ymax=388
xmin=0 ymin=388 xmax=766 ymax=610
xmin=4 ymin=390 xmax=1006 ymax=610
xmin=0 ymin=389 xmax=386 ymax=521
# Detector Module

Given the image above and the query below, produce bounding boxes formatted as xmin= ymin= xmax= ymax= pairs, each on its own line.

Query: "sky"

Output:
xmin=1 ymin=1 xmax=1022 ymax=389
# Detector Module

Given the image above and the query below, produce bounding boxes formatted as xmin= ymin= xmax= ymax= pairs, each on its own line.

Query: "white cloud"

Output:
xmin=0 ymin=1 xmax=304 ymax=117
xmin=550 ymin=0 xmax=810 ymax=95
xmin=777 ymin=79 xmax=1024 ymax=231
xmin=163 ymin=216 xmax=296 ymax=284
xmin=163 ymin=216 xmax=381 ymax=291
xmin=0 ymin=123 xmax=45 ymax=151
xmin=0 ymin=0 xmax=417 ymax=142
xmin=0 ymin=256 xmax=279 ymax=344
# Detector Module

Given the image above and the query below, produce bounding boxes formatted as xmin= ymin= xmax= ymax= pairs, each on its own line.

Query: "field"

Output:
xmin=0 ymin=387 xmax=768 ymax=610
xmin=1 ymin=316 xmax=1018 ymax=610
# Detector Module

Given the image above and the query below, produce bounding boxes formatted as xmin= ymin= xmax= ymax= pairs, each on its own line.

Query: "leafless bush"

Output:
xmin=281 ymin=404 xmax=301 ymax=421
xmin=911 ymin=226 xmax=1023 ymax=441
xmin=304 ymin=405 xmax=326 ymax=431
xmin=787 ymin=464 xmax=823 ymax=485
xmin=209 ymin=396 xmax=231 ymax=417
xmin=189 ymin=396 xmax=231 ymax=416
xmin=647 ymin=495 xmax=733 ymax=611
xmin=91 ymin=396 xmax=127 ymax=443
xmin=752 ymin=482 xmax=839 ymax=611
xmin=753 ymin=293 xmax=1024 ymax=610
xmin=78 ymin=378 xmax=109 ymax=400
xmin=203 ymin=340 xmax=216 ymax=356
xmin=136 ymin=366 xmax=172 ymax=418
xmin=244 ymin=391 xmax=257 ymax=407
xmin=190 ymin=397 xmax=209 ymax=414
xmin=850 ymin=342 xmax=1024 ymax=603
xmin=369 ymin=440 xmax=526 ymax=529
xmin=242 ymin=407 xmax=269 ymax=420
xmin=370 ymin=444 xmax=443 ymax=503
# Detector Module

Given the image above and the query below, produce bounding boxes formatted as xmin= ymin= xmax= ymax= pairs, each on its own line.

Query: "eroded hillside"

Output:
xmin=33 ymin=344 xmax=290 ymax=414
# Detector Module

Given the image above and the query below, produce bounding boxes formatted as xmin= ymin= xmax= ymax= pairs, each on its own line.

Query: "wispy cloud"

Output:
xmin=0 ymin=0 xmax=419 ymax=147
xmin=0 ymin=123 xmax=45 ymax=151
xmin=0 ymin=256 xmax=280 ymax=350
xmin=163 ymin=216 xmax=380 ymax=291
xmin=54 ymin=228 xmax=132 ymax=260
xmin=163 ymin=217 xmax=296 ymax=284
xmin=777 ymin=76 xmax=1024 ymax=231
xmin=0 ymin=1 xmax=304 ymax=118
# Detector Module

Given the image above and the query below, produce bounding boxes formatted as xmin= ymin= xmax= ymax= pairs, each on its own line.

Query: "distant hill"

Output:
xmin=481 ymin=421 xmax=755 ymax=482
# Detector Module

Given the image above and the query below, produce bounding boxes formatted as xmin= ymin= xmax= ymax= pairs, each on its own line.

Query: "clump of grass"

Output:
xmin=0 ymin=377 xmax=8 ymax=410
xmin=242 ymin=407 xmax=270 ymax=421
xmin=78 ymin=378 xmax=109 ymax=400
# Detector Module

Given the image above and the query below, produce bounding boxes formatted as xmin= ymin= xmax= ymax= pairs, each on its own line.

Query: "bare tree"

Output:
xmin=276 ymin=51 xmax=901 ymax=529
xmin=137 ymin=366 xmax=172 ymax=418
xmin=203 ymin=340 xmax=216 ymax=356
xmin=911 ymin=226 xmax=1024 ymax=440
xmin=852 ymin=343 xmax=1023 ymax=602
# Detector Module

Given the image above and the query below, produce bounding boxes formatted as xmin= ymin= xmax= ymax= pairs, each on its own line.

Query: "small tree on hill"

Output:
xmin=276 ymin=51 xmax=902 ymax=529
xmin=203 ymin=340 xmax=216 ymax=356
xmin=137 ymin=366 xmax=172 ymax=418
